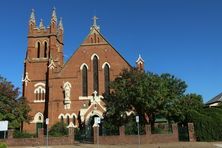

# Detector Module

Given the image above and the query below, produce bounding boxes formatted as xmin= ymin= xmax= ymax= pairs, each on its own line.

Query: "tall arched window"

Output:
xmin=73 ymin=115 xmax=76 ymax=125
xmin=104 ymin=64 xmax=110 ymax=95
xmin=44 ymin=42 xmax=47 ymax=58
xmin=82 ymin=65 xmax=88 ymax=96
xmin=37 ymin=42 xmax=40 ymax=58
xmin=94 ymin=33 xmax=96 ymax=43
xmin=67 ymin=116 xmax=70 ymax=124
xmin=93 ymin=56 xmax=99 ymax=93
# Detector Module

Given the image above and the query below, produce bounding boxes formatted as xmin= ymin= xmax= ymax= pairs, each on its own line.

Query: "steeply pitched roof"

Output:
xmin=206 ymin=92 xmax=222 ymax=105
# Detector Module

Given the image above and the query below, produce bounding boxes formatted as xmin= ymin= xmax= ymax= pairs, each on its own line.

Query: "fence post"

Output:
xmin=145 ymin=124 xmax=151 ymax=136
xmin=68 ymin=127 xmax=75 ymax=144
xmin=7 ymin=129 xmax=14 ymax=139
xmin=188 ymin=123 xmax=196 ymax=142
xmin=119 ymin=126 xmax=125 ymax=136
xmin=172 ymin=123 xmax=179 ymax=141
xmin=93 ymin=124 xmax=99 ymax=144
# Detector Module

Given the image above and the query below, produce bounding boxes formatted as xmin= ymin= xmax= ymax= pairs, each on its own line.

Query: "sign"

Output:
xmin=46 ymin=118 xmax=49 ymax=125
xmin=136 ymin=116 xmax=139 ymax=123
xmin=94 ymin=117 xmax=101 ymax=124
xmin=0 ymin=121 xmax=8 ymax=131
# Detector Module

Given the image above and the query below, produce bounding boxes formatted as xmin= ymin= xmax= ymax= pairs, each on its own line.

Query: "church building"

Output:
xmin=22 ymin=8 xmax=144 ymax=133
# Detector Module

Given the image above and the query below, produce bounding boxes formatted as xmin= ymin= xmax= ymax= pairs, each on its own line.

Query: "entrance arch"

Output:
xmin=31 ymin=112 xmax=44 ymax=134
xmin=84 ymin=110 xmax=104 ymax=142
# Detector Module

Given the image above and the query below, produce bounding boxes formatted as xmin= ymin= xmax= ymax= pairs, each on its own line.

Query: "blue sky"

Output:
xmin=0 ymin=0 xmax=222 ymax=102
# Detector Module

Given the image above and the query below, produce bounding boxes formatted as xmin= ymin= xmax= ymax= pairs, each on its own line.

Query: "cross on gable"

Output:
xmin=92 ymin=16 xmax=98 ymax=27
xmin=93 ymin=90 xmax=98 ymax=97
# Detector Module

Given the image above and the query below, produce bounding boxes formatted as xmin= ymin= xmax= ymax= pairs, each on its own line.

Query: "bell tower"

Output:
xmin=23 ymin=8 xmax=64 ymax=132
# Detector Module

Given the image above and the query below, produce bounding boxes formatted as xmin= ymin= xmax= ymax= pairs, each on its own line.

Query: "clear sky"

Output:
xmin=0 ymin=0 xmax=222 ymax=103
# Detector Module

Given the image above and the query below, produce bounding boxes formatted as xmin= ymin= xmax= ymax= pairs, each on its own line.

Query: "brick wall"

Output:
xmin=93 ymin=123 xmax=195 ymax=145
xmin=0 ymin=128 xmax=75 ymax=146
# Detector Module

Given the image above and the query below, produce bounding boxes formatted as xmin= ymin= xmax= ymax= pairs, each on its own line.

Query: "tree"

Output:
xmin=176 ymin=93 xmax=204 ymax=124
xmin=104 ymin=68 xmax=187 ymax=131
xmin=0 ymin=75 xmax=31 ymax=129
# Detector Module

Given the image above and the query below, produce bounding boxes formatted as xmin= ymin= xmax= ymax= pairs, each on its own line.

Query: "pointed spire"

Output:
xmin=39 ymin=19 xmax=45 ymax=29
xmin=29 ymin=9 xmax=36 ymax=24
xmin=136 ymin=54 xmax=144 ymax=63
xmin=90 ymin=16 xmax=100 ymax=31
xmin=51 ymin=7 xmax=57 ymax=22
xmin=58 ymin=17 xmax=63 ymax=30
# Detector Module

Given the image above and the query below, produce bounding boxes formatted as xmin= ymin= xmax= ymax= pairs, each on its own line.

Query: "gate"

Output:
xmin=75 ymin=115 xmax=100 ymax=143
xmin=178 ymin=123 xmax=189 ymax=141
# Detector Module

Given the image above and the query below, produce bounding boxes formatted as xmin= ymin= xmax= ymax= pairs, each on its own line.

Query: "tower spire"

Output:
xmin=39 ymin=19 xmax=45 ymax=29
xmin=51 ymin=7 xmax=57 ymax=22
xmin=58 ymin=17 xmax=63 ymax=30
xmin=29 ymin=9 xmax=36 ymax=25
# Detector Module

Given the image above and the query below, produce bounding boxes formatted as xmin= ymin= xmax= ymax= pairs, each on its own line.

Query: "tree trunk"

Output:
xmin=149 ymin=114 xmax=155 ymax=133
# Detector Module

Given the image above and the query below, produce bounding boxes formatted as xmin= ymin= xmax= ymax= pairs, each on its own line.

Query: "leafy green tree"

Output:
xmin=104 ymin=68 xmax=187 ymax=131
xmin=176 ymin=93 xmax=204 ymax=124
xmin=0 ymin=75 xmax=31 ymax=129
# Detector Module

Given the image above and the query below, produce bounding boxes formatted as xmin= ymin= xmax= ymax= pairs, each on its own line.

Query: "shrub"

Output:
xmin=190 ymin=107 xmax=222 ymax=141
xmin=13 ymin=130 xmax=34 ymax=138
xmin=49 ymin=122 xmax=68 ymax=137
xmin=0 ymin=143 xmax=7 ymax=148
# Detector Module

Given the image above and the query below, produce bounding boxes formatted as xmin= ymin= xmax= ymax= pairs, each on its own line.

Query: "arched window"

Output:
xmin=91 ymin=37 xmax=93 ymax=43
xmin=37 ymin=42 xmax=40 ymax=58
xmin=34 ymin=83 xmax=45 ymax=102
xmin=67 ymin=116 xmax=70 ymax=124
xmin=104 ymin=64 xmax=110 ymax=95
xmin=44 ymin=42 xmax=47 ymax=58
xmin=73 ymin=115 xmax=76 ymax=125
xmin=61 ymin=116 xmax=64 ymax=123
xmin=97 ymin=37 xmax=100 ymax=43
xmin=82 ymin=65 xmax=88 ymax=96
xmin=93 ymin=56 xmax=99 ymax=93
xmin=94 ymin=33 xmax=96 ymax=43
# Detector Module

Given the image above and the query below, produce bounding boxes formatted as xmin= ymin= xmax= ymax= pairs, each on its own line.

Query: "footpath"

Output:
xmin=8 ymin=142 xmax=222 ymax=148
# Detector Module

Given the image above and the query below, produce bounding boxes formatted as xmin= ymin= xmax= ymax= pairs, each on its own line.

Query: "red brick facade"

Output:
xmin=22 ymin=9 xmax=143 ymax=133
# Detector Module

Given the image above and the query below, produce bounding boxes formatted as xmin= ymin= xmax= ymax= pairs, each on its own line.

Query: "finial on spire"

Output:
xmin=90 ymin=16 xmax=100 ymax=31
xmin=29 ymin=9 xmax=36 ymax=24
xmin=58 ymin=17 xmax=63 ymax=30
xmin=51 ymin=7 xmax=57 ymax=22
xmin=39 ymin=19 xmax=45 ymax=29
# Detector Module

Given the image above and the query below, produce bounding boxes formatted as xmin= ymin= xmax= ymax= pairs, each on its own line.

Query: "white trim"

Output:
xmin=34 ymin=100 xmax=45 ymax=103
xmin=209 ymin=102 xmax=219 ymax=107
xmin=35 ymin=41 xmax=41 ymax=48
xmin=70 ymin=113 xmax=77 ymax=118
xmin=63 ymin=81 xmax=71 ymax=89
xmin=91 ymin=53 xmax=99 ymax=60
xmin=102 ymin=62 xmax=111 ymax=69
xmin=58 ymin=113 xmax=65 ymax=119
xmin=85 ymin=110 xmax=104 ymax=125
xmin=42 ymin=40 xmax=48 ymax=46
xmin=64 ymin=113 xmax=71 ymax=118
xmin=79 ymin=96 xmax=92 ymax=100
xmin=34 ymin=86 xmax=45 ymax=93
xmin=31 ymin=112 xmax=44 ymax=123
xmin=34 ymin=82 xmax=45 ymax=87
xmin=80 ymin=63 xmax=89 ymax=70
